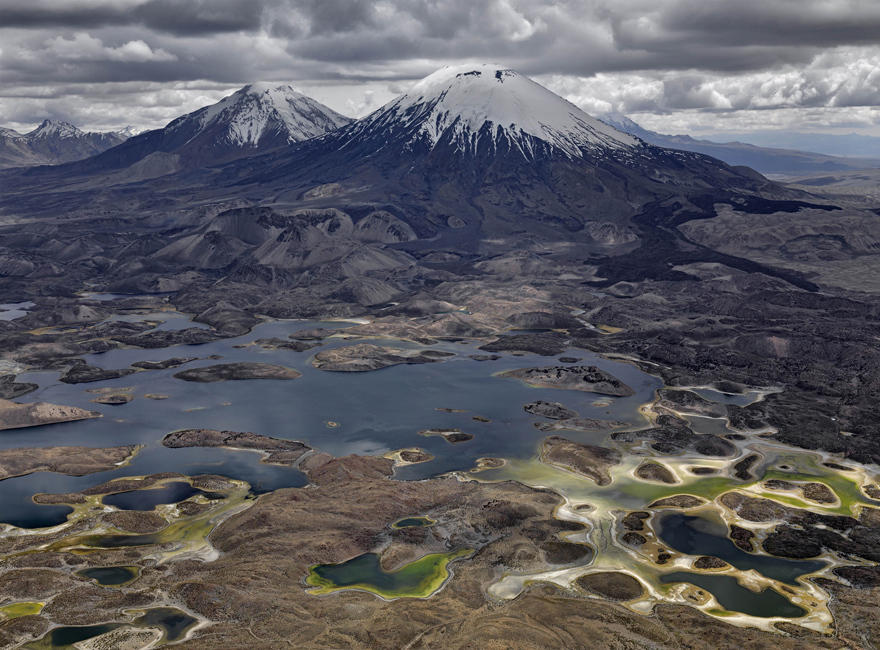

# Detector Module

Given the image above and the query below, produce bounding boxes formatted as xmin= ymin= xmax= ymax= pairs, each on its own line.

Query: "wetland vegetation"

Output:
xmin=306 ymin=550 xmax=472 ymax=599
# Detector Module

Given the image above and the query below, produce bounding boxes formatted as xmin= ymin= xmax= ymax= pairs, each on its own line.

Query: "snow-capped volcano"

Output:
xmin=342 ymin=64 xmax=639 ymax=159
xmin=71 ymin=83 xmax=352 ymax=173
xmin=172 ymin=83 xmax=351 ymax=147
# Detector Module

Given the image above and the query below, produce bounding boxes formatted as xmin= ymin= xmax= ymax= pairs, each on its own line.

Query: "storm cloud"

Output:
xmin=1 ymin=0 xmax=878 ymax=136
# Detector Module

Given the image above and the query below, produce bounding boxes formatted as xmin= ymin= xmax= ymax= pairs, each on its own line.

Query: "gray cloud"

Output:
xmin=0 ymin=0 xmax=878 ymax=135
xmin=647 ymin=0 xmax=880 ymax=47
xmin=0 ymin=0 xmax=265 ymax=34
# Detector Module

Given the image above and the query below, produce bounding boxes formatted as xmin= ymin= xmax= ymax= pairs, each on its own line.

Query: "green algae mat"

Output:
xmin=306 ymin=549 xmax=471 ymax=598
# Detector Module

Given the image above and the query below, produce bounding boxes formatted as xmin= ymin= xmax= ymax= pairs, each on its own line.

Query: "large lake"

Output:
xmin=1 ymin=317 xmax=659 ymax=526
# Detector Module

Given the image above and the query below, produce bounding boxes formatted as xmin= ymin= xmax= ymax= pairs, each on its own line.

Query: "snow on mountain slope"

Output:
xmin=27 ymin=119 xmax=84 ymax=139
xmin=59 ymin=83 xmax=353 ymax=174
xmin=342 ymin=64 xmax=639 ymax=159
xmin=174 ymin=83 xmax=351 ymax=147
xmin=113 ymin=126 xmax=142 ymax=139
xmin=0 ymin=120 xmax=128 ymax=168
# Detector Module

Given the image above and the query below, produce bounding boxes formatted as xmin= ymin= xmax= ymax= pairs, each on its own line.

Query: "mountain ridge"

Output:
xmin=0 ymin=119 xmax=130 ymax=168
xmin=39 ymin=83 xmax=352 ymax=177
xmin=601 ymin=113 xmax=880 ymax=175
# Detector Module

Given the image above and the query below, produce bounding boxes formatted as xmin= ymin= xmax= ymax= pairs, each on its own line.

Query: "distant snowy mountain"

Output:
xmin=0 ymin=120 xmax=129 ymax=168
xmin=341 ymin=64 xmax=638 ymax=160
xmin=28 ymin=119 xmax=83 ymax=140
xmin=601 ymin=113 xmax=880 ymax=174
xmin=113 ymin=126 xmax=143 ymax=139
xmin=76 ymin=84 xmax=352 ymax=175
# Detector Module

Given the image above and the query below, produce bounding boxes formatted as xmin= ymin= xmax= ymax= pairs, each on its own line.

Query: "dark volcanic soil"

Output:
xmin=0 ymin=445 xmax=137 ymax=480
xmin=59 ymin=360 xmax=135 ymax=384
xmin=312 ymin=343 xmax=454 ymax=372
xmin=541 ymin=436 xmax=621 ymax=486
xmin=162 ymin=429 xmax=311 ymax=465
xmin=502 ymin=366 xmax=634 ymax=396
xmin=524 ymin=400 xmax=578 ymax=420
xmin=173 ymin=362 xmax=301 ymax=382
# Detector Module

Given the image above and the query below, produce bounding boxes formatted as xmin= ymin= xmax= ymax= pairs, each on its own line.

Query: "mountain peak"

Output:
xmin=30 ymin=119 xmax=83 ymax=139
xmin=113 ymin=125 xmax=141 ymax=139
xmin=351 ymin=63 xmax=639 ymax=159
xmin=182 ymin=82 xmax=351 ymax=147
xmin=599 ymin=113 xmax=655 ymax=140
xmin=0 ymin=120 xmax=126 ymax=168
xmin=406 ymin=63 xmax=518 ymax=93
xmin=240 ymin=82 xmax=297 ymax=97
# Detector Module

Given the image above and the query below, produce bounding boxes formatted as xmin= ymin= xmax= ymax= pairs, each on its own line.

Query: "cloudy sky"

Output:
xmin=1 ymin=0 xmax=879 ymax=141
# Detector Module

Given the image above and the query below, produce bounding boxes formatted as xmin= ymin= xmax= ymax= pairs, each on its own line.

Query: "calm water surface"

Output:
xmin=1 ymin=318 xmax=659 ymax=527
xmin=657 ymin=512 xmax=826 ymax=585
xmin=660 ymin=571 xmax=807 ymax=618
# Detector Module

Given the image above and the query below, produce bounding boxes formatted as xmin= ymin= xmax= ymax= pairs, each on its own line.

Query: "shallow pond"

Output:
xmin=307 ymin=550 xmax=470 ymax=598
xmin=656 ymin=512 xmax=827 ymax=585
xmin=693 ymin=388 xmax=765 ymax=407
xmin=77 ymin=566 xmax=139 ymax=586
xmin=102 ymin=481 xmax=206 ymax=511
xmin=392 ymin=516 xmax=435 ymax=528
xmin=0 ymin=448 xmax=304 ymax=528
xmin=41 ymin=623 xmax=121 ymax=648
xmin=133 ymin=607 xmax=198 ymax=641
xmin=0 ymin=301 xmax=34 ymax=321
xmin=102 ymin=308 xmax=212 ymax=332
xmin=660 ymin=571 xmax=806 ymax=618
xmin=27 ymin=607 xmax=197 ymax=647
